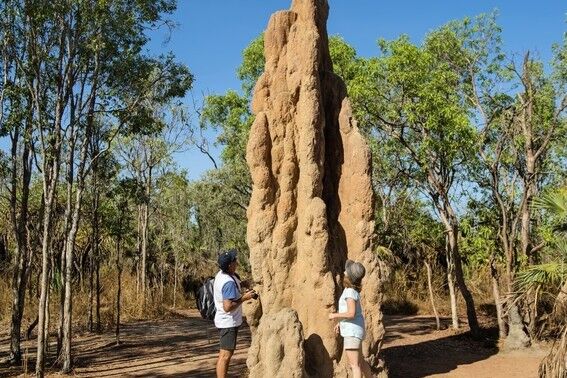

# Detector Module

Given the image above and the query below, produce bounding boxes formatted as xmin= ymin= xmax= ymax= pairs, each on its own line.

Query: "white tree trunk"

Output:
xmin=490 ymin=259 xmax=506 ymax=339
xmin=116 ymin=234 xmax=122 ymax=345
xmin=445 ymin=239 xmax=459 ymax=330
xmin=425 ymin=261 xmax=441 ymax=330
xmin=173 ymin=257 xmax=178 ymax=309
xmin=447 ymin=269 xmax=459 ymax=330
xmin=36 ymin=182 xmax=58 ymax=377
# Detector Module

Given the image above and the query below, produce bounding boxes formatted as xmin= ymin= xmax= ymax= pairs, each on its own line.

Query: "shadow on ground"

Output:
xmin=382 ymin=315 xmax=499 ymax=378
xmin=0 ymin=310 xmax=250 ymax=377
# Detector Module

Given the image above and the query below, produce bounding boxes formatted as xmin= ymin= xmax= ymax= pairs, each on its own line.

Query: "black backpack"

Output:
xmin=196 ymin=277 xmax=216 ymax=321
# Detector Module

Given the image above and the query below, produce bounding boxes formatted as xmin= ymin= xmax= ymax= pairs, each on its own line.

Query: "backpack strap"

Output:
xmin=228 ymin=274 xmax=241 ymax=296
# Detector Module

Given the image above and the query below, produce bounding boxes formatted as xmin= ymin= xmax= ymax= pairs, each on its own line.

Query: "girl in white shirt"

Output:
xmin=329 ymin=259 xmax=373 ymax=378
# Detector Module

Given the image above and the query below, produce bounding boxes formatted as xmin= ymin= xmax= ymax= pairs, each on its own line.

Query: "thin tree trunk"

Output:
xmin=61 ymin=197 xmax=80 ymax=373
xmin=58 ymin=128 xmax=75 ymax=354
xmin=93 ymin=193 xmax=101 ymax=332
xmin=490 ymin=258 xmax=506 ymax=339
xmin=425 ymin=261 xmax=440 ymax=330
xmin=61 ymin=137 xmax=91 ymax=373
xmin=96 ymin=260 xmax=100 ymax=332
xmin=61 ymin=41 xmax=99 ymax=371
xmin=451 ymin=237 xmax=480 ymax=337
xmin=141 ymin=201 xmax=149 ymax=303
xmin=8 ymin=111 xmax=33 ymax=364
xmin=88 ymin=253 xmax=94 ymax=332
xmin=44 ymin=286 xmax=50 ymax=356
xmin=173 ymin=257 xmax=178 ymax=309
xmin=160 ymin=262 xmax=165 ymax=300
xmin=36 ymin=172 xmax=59 ymax=377
xmin=441 ymin=203 xmax=480 ymax=337
xmin=116 ymin=232 xmax=122 ymax=345
xmin=140 ymin=165 xmax=152 ymax=305
xmin=90 ymin=155 xmax=101 ymax=332
xmin=445 ymin=236 xmax=459 ymax=330
xmin=136 ymin=259 xmax=140 ymax=296
xmin=520 ymin=156 xmax=536 ymax=264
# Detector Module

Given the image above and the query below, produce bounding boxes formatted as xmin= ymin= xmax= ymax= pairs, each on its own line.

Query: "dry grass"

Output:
xmin=0 ymin=267 xmax=195 ymax=336
xmin=539 ymin=326 xmax=567 ymax=377
xmin=1 ymin=262 xmax=499 ymax=335
xmin=0 ymin=279 xmax=11 ymax=329
xmin=382 ymin=264 xmax=497 ymax=319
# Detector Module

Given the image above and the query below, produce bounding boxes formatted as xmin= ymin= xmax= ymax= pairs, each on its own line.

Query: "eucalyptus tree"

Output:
xmin=362 ymin=27 xmax=482 ymax=335
xmin=1 ymin=0 xmax=35 ymax=364
xmin=153 ymin=171 xmax=191 ymax=304
xmin=5 ymin=3 xmax=71 ymax=374
xmin=458 ymin=14 xmax=567 ymax=344
xmin=84 ymin=151 xmax=119 ymax=332
xmin=513 ymin=52 xmax=567 ymax=264
xmin=118 ymin=104 xmax=191 ymax=303
xmin=0 ymin=0 xmax=191 ymax=374
xmin=53 ymin=2 xmax=191 ymax=374
xmin=194 ymin=36 xmax=262 ymax=258
xmin=104 ymin=177 xmax=138 ymax=345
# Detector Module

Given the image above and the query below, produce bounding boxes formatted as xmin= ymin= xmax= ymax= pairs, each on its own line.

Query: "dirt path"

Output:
xmin=0 ymin=311 xmax=548 ymax=377
xmin=382 ymin=315 xmax=548 ymax=378
xmin=0 ymin=309 xmax=249 ymax=377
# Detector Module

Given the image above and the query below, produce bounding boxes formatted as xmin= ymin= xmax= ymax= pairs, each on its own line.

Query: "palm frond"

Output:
xmin=533 ymin=189 xmax=567 ymax=220
xmin=557 ymin=239 xmax=567 ymax=257
xmin=515 ymin=263 xmax=567 ymax=293
xmin=375 ymin=246 xmax=401 ymax=266
xmin=540 ymin=326 xmax=567 ymax=377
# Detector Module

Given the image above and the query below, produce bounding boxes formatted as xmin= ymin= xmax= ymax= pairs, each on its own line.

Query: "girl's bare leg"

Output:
xmin=345 ymin=349 xmax=362 ymax=378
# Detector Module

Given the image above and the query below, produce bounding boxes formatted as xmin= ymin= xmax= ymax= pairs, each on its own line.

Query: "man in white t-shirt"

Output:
xmin=214 ymin=249 xmax=257 ymax=378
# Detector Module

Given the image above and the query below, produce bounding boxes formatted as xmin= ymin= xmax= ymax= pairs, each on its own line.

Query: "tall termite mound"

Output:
xmin=245 ymin=0 xmax=385 ymax=376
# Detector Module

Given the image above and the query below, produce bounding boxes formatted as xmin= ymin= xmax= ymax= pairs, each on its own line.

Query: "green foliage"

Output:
xmin=552 ymin=30 xmax=567 ymax=90
xmin=534 ymin=188 xmax=567 ymax=251
xmin=375 ymin=30 xmax=476 ymax=173
xmin=515 ymin=262 xmax=567 ymax=293
xmin=238 ymin=34 xmax=265 ymax=98
xmin=460 ymin=200 xmax=499 ymax=267
xmin=534 ymin=188 xmax=567 ymax=224
xmin=201 ymin=91 xmax=253 ymax=166
xmin=188 ymin=166 xmax=249 ymax=263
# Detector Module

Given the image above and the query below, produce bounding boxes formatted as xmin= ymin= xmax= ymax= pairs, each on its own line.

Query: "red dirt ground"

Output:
xmin=0 ymin=311 xmax=549 ymax=377
xmin=382 ymin=315 xmax=548 ymax=378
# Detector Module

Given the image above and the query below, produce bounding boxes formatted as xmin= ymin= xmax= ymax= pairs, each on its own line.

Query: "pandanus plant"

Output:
xmin=528 ymin=187 xmax=567 ymax=377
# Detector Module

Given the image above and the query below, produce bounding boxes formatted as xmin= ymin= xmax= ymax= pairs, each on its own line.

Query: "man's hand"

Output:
xmin=241 ymin=290 xmax=257 ymax=301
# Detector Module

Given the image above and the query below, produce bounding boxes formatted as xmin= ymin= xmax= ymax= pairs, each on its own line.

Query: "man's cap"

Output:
xmin=218 ymin=249 xmax=238 ymax=272
xmin=345 ymin=259 xmax=366 ymax=285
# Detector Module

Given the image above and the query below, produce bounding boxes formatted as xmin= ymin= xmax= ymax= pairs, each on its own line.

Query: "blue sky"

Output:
xmin=0 ymin=2 xmax=563 ymax=184
xmin=155 ymin=1 xmax=566 ymax=180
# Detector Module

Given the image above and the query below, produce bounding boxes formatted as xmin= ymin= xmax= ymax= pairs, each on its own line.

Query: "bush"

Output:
xmin=381 ymin=297 xmax=419 ymax=315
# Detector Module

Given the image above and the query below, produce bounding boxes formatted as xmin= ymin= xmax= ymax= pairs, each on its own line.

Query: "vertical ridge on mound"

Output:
xmin=246 ymin=0 xmax=385 ymax=376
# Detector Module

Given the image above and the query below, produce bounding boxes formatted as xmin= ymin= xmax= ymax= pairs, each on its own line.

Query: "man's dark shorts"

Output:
xmin=219 ymin=326 xmax=239 ymax=350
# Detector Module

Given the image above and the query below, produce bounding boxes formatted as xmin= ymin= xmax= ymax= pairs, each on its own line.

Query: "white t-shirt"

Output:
xmin=213 ymin=270 xmax=242 ymax=328
xmin=338 ymin=287 xmax=365 ymax=339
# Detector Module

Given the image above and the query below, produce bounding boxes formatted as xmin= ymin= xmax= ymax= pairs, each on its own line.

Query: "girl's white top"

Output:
xmin=338 ymin=287 xmax=365 ymax=340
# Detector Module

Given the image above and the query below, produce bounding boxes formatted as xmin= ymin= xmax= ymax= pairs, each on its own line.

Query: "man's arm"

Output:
xmin=221 ymin=280 xmax=255 ymax=312
xmin=222 ymin=291 xmax=255 ymax=312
